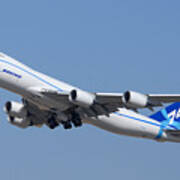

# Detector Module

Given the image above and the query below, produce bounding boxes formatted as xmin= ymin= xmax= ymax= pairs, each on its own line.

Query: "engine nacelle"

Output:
xmin=123 ymin=91 xmax=148 ymax=108
xmin=69 ymin=89 xmax=95 ymax=107
xmin=8 ymin=116 xmax=30 ymax=129
xmin=4 ymin=101 xmax=27 ymax=119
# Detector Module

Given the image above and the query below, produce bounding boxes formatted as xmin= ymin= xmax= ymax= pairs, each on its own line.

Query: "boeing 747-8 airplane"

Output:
xmin=1 ymin=52 xmax=180 ymax=142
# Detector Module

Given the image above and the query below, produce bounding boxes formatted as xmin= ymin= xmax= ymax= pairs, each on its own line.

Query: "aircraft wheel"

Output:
xmin=48 ymin=116 xmax=59 ymax=129
xmin=63 ymin=121 xmax=72 ymax=130
xmin=71 ymin=112 xmax=82 ymax=127
xmin=9 ymin=116 xmax=15 ymax=122
xmin=72 ymin=118 xmax=82 ymax=127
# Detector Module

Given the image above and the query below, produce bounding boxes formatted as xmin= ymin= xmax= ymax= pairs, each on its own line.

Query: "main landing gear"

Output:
xmin=47 ymin=111 xmax=83 ymax=130
xmin=62 ymin=112 xmax=82 ymax=130
xmin=71 ymin=112 xmax=82 ymax=127
xmin=62 ymin=120 xmax=72 ymax=130
xmin=47 ymin=114 xmax=59 ymax=129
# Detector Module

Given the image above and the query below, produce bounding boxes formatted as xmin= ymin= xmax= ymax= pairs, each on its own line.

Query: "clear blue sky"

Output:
xmin=0 ymin=0 xmax=180 ymax=179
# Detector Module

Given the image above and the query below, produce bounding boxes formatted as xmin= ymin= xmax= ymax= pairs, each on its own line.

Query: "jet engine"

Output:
xmin=4 ymin=101 xmax=27 ymax=118
xmin=123 ymin=91 xmax=148 ymax=108
xmin=69 ymin=89 xmax=95 ymax=107
xmin=4 ymin=101 xmax=30 ymax=128
xmin=7 ymin=116 xmax=30 ymax=128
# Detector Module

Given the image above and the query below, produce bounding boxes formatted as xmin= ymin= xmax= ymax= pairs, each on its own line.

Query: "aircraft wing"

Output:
xmin=40 ymin=91 xmax=122 ymax=116
xmin=97 ymin=93 xmax=180 ymax=106
xmin=42 ymin=91 xmax=124 ymax=104
xmin=41 ymin=90 xmax=71 ymax=104
xmin=41 ymin=90 xmax=180 ymax=116
xmin=147 ymin=94 xmax=180 ymax=103
xmin=97 ymin=93 xmax=180 ymax=101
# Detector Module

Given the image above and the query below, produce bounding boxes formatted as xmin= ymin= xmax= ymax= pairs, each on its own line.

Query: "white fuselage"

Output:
xmin=0 ymin=56 xmax=178 ymax=142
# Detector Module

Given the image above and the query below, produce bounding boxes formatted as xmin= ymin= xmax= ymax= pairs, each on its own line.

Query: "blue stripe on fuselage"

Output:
xmin=0 ymin=59 xmax=63 ymax=92
xmin=114 ymin=112 xmax=176 ymax=130
xmin=115 ymin=112 xmax=161 ymax=127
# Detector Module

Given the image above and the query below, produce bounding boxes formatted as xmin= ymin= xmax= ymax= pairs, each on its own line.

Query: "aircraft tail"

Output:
xmin=150 ymin=102 xmax=180 ymax=130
